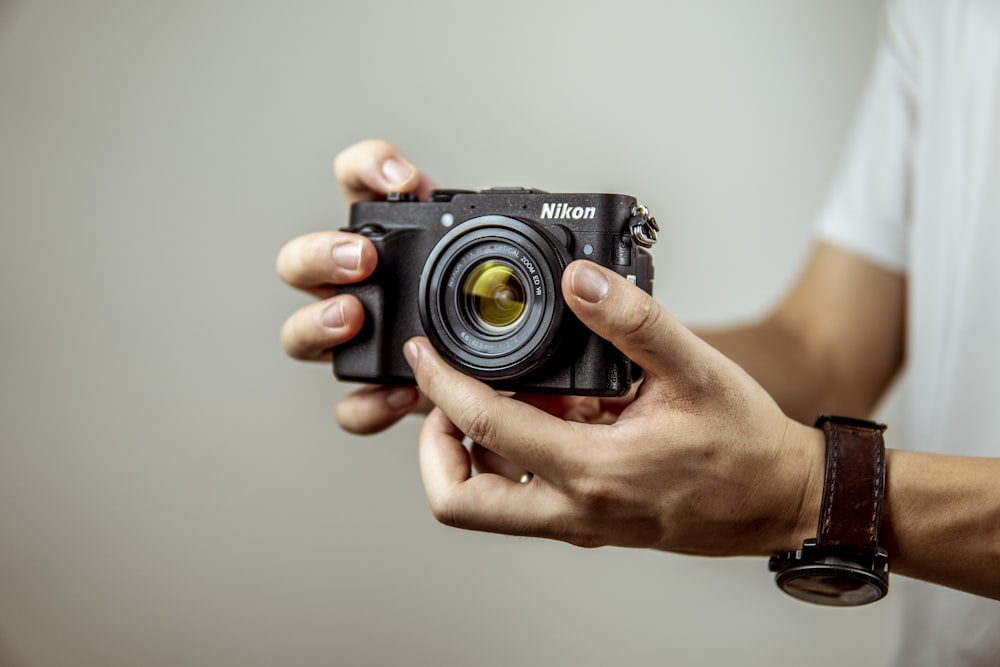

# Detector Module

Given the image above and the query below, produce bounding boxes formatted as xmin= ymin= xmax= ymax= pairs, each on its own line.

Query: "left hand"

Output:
xmin=277 ymin=139 xmax=437 ymax=434
xmin=404 ymin=260 xmax=825 ymax=557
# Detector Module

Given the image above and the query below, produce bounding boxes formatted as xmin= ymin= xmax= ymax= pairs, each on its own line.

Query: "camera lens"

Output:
xmin=463 ymin=260 xmax=527 ymax=333
xmin=419 ymin=215 xmax=573 ymax=380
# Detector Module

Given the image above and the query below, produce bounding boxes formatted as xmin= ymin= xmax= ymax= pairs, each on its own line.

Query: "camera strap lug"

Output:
xmin=628 ymin=204 xmax=659 ymax=248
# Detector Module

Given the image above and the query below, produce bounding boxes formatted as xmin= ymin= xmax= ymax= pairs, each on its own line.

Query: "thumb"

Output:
xmin=561 ymin=260 xmax=712 ymax=379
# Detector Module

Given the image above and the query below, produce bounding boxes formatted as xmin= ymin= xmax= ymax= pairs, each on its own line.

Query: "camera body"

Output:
xmin=333 ymin=187 xmax=656 ymax=396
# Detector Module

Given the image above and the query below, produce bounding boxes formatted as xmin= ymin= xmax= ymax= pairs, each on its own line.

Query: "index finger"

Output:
xmin=276 ymin=230 xmax=377 ymax=295
xmin=418 ymin=406 xmax=575 ymax=539
xmin=333 ymin=139 xmax=436 ymax=204
xmin=404 ymin=337 xmax=586 ymax=480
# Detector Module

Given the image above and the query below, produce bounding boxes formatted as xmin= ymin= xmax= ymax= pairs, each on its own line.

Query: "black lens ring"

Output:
xmin=418 ymin=215 xmax=572 ymax=380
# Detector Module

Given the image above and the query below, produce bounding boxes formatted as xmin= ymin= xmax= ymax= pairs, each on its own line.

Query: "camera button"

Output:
xmin=613 ymin=235 xmax=632 ymax=265
xmin=354 ymin=224 xmax=385 ymax=238
xmin=430 ymin=189 xmax=475 ymax=202
xmin=479 ymin=187 xmax=547 ymax=195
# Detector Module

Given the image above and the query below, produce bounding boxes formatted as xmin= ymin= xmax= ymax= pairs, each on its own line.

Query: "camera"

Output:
xmin=332 ymin=187 xmax=656 ymax=396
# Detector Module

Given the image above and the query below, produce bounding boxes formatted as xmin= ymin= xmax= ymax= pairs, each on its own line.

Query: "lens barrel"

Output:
xmin=418 ymin=215 xmax=572 ymax=380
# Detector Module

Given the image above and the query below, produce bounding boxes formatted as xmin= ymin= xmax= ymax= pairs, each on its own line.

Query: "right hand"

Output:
xmin=276 ymin=139 xmax=437 ymax=434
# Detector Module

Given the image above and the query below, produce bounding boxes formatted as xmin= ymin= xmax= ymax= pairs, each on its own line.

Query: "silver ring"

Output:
xmin=519 ymin=472 xmax=534 ymax=484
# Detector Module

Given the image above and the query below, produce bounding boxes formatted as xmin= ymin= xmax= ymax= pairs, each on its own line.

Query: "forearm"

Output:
xmin=696 ymin=243 xmax=906 ymax=423
xmin=882 ymin=449 xmax=1000 ymax=599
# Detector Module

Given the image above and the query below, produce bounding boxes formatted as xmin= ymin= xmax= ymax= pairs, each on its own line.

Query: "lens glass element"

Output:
xmin=462 ymin=260 xmax=527 ymax=334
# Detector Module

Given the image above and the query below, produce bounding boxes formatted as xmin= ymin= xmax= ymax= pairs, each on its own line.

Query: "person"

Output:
xmin=277 ymin=0 xmax=1000 ymax=663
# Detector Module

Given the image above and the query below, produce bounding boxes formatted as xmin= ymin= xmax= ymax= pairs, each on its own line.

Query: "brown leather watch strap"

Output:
xmin=815 ymin=415 xmax=887 ymax=550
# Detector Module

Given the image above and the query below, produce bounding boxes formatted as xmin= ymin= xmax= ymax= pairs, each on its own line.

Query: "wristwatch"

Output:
xmin=768 ymin=415 xmax=890 ymax=606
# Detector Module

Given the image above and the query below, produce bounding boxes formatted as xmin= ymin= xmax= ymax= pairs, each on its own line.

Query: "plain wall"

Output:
xmin=0 ymin=2 xmax=898 ymax=666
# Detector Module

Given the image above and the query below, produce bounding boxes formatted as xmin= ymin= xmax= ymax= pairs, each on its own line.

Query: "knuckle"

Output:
xmin=334 ymin=388 xmax=403 ymax=435
xmin=278 ymin=234 xmax=322 ymax=286
xmin=621 ymin=293 xmax=662 ymax=345
xmin=279 ymin=315 xmax=309 ymax=359
xmin=276 ymin=237 xmax=302 ymax=282
xmin=334 ymin=397 xmax=375 ymax=434
xmin=332 ymin=148 xmax=350 ymax=180
xmin=427 ymin=493 xmax=462 ymax=528
xmin=570 ymin=475 xmax=619 ymax=514
xmin=334 ymin=138 xmax=390 ymax=179
xmin=458 ymin=398 xmax=500 ymax=447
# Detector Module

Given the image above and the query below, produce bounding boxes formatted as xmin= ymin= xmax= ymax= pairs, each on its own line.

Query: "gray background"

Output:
xmin=0 ymin=1 xmax=899 ymax=666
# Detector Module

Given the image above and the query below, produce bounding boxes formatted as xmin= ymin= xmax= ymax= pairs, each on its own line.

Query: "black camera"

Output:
xmin=333 ymin=187 xmax=656 ymax=396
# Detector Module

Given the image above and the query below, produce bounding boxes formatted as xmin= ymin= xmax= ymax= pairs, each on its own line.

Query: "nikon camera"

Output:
xmin=333 ymin=187 xmax=657 ymax=397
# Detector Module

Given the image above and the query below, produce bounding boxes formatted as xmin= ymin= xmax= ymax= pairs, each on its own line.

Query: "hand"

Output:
xmin=277 ymin=139 xmax=436 ymax=434
xmin=468 ymin=392 xmax=635 ymax=481
xmin=405 ymin=260 xmax=826 ymax=556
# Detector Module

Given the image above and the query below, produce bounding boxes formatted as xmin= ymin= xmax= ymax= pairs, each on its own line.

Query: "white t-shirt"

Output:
xmin=815 ymin=0 xmax=1000 ymax=663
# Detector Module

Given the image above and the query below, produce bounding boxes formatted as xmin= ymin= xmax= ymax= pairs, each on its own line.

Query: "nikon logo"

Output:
xmin=540 ymin=202 xmax=596 ymax=220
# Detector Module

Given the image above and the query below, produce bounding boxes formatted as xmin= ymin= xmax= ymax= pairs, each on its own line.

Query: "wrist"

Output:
xmin=779 ymin=419 xmax=827 ymax=553
xmin=770 ymin=415 xmax=891 ymax=606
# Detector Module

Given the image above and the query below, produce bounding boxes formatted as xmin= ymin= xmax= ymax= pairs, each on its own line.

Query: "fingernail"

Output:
xmin=403 ymin=340 xmax=420 ymax=370
xmin=332 ymin=241 xmax=362 ymax=272
xmin=381 ymin=157 xmax=415 ymax=187
xmin=321 ymin=301 xmax=345 ymax=328
xmin=385 ymin=386 xmax=417 ymax=411
xmin=572 ymin=263 xmax=610 ymax=303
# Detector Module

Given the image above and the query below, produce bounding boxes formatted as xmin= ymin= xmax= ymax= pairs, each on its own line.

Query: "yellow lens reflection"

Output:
xmin=463 ymin=261 xmax=527 ymax=331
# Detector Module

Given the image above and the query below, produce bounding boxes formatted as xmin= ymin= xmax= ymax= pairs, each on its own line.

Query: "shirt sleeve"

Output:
xmin=815 ymin=0 xmax=921 ymax=272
